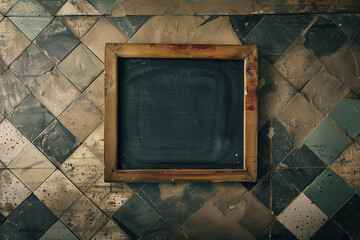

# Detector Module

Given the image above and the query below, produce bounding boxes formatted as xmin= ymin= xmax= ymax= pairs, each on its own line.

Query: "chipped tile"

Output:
xmin=107 ymin=16 xmax=149 ymax=38
xmin=311 ymin=219 xmax=351 ymax=240
xmin=58 ymin=16 xmax=100 ymax=38
xmin=274 ymin=39 xmax=322 ymax=90
xmin=85 ymin=174 xmax=133 ymax=216
xmin=0 ymin=0 xmax=17 ymax=15
xmin=130 ymin=16 xmax=240 ymax=46
xmin=279 ymin=93 xmax=324 ymax=148
xmin=11 ymin=168 xmax=55 ymax=191
xmin=58 ymin=95 xmax=103 ymax=142
xmin=35 ymin=18 xmax=80 ymax=63
xmin=81 ymin=17 xmax=127 ymax=61
xmin=60 ymin=195 xmax=109 ymax=240
xmin=56 ymin=0 xmax=100 ymax=15
xmin=0 ymin=169 xmax=31 ymax=217
xmin=37 ymin=0 xmax=67 ymax=15
xmin=274 ymin=14 xmax=314 ymax=36
xmin=9 ymin=43 xmax=54 ymax=90
xmin=330 ymin=143 xmax=360 ymax=190
xmin=34 ymin=169 xmax=83 ymax=218
xmin=83 ymin=121 xmax=104 ymax=161
xmin=33 ymin=68 xmax=81 ymax=117
xmin=9 ymin=16 xmax=53 ymax=40
xmin=278 ymin=193 xmax=328 ymax=240
xmin=40 ymin=220 xmax=79 ymax=240
xmin=84 ymin=72 xmax=104 ymax=108
xmin=302 ymin=67 xmax=349 ymax=114
xmin=304 ymin=118 xmax=349 ymax=165
xmin=0 ymin=119 xmax=30 ymax=166
xmin=0 ymin=18 xmax=31 ymax=66
xmin=91 ymin=219 xmax=130 ymax=240
xmin=304 ymin=168 xmax=354 ymax=217
xmin=6 ymin=0 xmax=51 ymax=16
xmin=33 ymin=120 xmax=80 ymax=166
xmin=58 ymin=43 xmax=103 ymax=91
xmin=9 ymin=94 xmax=55 ymax=141
xmin=88 ymin=0 xmax=116 ymax=15
xmin=60 ymin=144 xmax=103 ymax=192
xmin=229 ymin=15 xmax=263 ymax=40
xmin=329 ymin=98 xmax=360 ymax=138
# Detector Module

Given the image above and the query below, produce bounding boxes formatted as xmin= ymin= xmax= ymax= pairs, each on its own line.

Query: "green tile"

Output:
xmin=9 ymin=17 xmax=53 ymax=40
xmin=6 ymin=0 xmax=51 ymax=16
xmin=304 ymin=118 xmax=349 ymax=165
xmin=88 ymin=0 xmax=116 ymax=14
xmin=329 ymin=99 xmax=360 ymax=138
xmin=40 ymin=220 xmax=78 ymax=240
xmin=37 ymin=0 xmax=67 ymax=15
xmin=304 ymin=168 xmax=354 ymax=217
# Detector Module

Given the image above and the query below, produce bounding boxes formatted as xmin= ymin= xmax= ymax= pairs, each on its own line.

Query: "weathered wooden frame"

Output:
xmin=105 ymin=43 xmax=258 ymax=182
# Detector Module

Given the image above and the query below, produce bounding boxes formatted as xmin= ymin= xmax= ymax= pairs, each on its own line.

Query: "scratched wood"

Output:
xmin=104 ymin=43 xmax=258 ymax=182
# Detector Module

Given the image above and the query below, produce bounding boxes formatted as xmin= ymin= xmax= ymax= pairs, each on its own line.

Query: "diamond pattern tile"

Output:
xmin=0 ymin=0 xmax=17 ymax=15
xmin=56 ymin=0 xmax=100 ymax=16
xmin=329 ymin=14 xmax=360 ymax=37
xmin=58 ymin=43 xmax=103 ymax=91
xmin=60 ymin=195 xmax=109 ymax=240
xmin=37 ymin=0 xmax=67 ymax=15
xmin=258 ymin=220 xmax=296 ymax=240
xmin=35 ymin=18 xmax=80 ymax=63
xmin=0 ymin=220 xmax=28 ymax=239
xmin=11 ymin=168 xmax=55 ymax=191
xmin=274 ymin=14 xmax=314 ymax=36
xmin=141 ymin=218 xmax=173 ymax=240
xmin=58 ymin=16 xmax=100 ymax=38
xmin=6 ymin=0 xmax=51 ymax=16
xmin=8 ymin=143 xmax=53 ymax=169
xmin=40 ymin=220 xmax=79 ymax=240
xmin=91 ymin=219 xmax=130 ymax=240
xmin=83 ymin=121 xmax=104 ymax=161
xmin=88 ymin=0 xmax=116 ymax=15
xmin=83 ymin=71 xmax=104 ymax=109
xmin=9 ymin=16 xmax=53 ymax=40
xmin=34 ymin=169 xmax=83 ymax=218
xmin=311 ymin=219 xmax=351 ymax=240
xmin=229 ymin=15 xmax=263 ymax=40
xmin=107 ymin=16 xmax=149 ymax=38
xmin=0 ymin=58 xmax=7 ymax=74
xmin=9 ymin=43 xmax=54 ymax=91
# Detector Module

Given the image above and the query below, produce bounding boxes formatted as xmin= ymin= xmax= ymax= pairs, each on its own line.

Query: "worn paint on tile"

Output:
xmin=0 ymin=220 xmax=27 ymax=239
xmin=274 ymin=39 xmax=322 ymax=90
xmin=33 ymin=68 xmax=80 ymax=117
xmin=304 ymin=168 xmax=354 ymax=217
xmin=0 ymin=119 xmax=30 ymax=166
xmin=229 ymin=15 xmax=263 ymax=40
xmin=11 ymin=168 xmax=55 ymax=191
xmin=84 ymin=72 xmax=104 ymax=109
xmin=33 ymin=119 xmax=80 ymax=166
xmin=6 ymin=0 xmax=51 ymax=16
xmin=278 ymin=193 xmax=328 ymax=240
xmin=9 ymin=43 xmax=54 ymax=91
xmin=81 ymin=17 xmax=127 ymax=61
xmin=58 ymin=16 xmax=100 ymax=38
xmin=0 ymin=169 xmax=31 ymax=217
xmin=107 ymin=16 xmax=149 ymax=38
xmin=83 ymin=121 xmax=104 ymax=161
xmin=0 ymin=58 xmax=6 ymax=74
xmin=60 ymin=195 xmax=109 ymax=240
xmin=35 ymin=18 xmax=80 ymax=63
xmin=0 ymin=18 xmax=31 ymax=66
xmin=0 ymin=160 xmax=5 ymax=169
xmin=85 ymin=174 xmax=133 ymax=216
xmin=56 ymin=0 xmax=100 ymax=16
xmin=91 ymin=219 xmax=130 ymax=240
xmin=40 ymin=220 xmax=78 ymax=240
xmin=0 ymin=0 xmax=17 ymax=15
xmin=9 ymin=143 xmax=53 ymax=169
xmin=279 ymin=93 xmax=324 ymax=148
xmin=58 ymin=95 xmax=103 ymax=142
xmin=330 ymin=143 xmax=360 ymax=190
xmin=311 ymin=219 xmax=351 ymax=240
xmin=34 ymin=170 xmax=82 ymax=218
xmin=58 ymin=43 xmax=103 ymax=91
xmin=37 ymin=0 xmax=67 ymax=15
xmin=9 ymin=17 xmax=53 ymax=40
xmin=88 ymin=0 xmax=116 ymax=15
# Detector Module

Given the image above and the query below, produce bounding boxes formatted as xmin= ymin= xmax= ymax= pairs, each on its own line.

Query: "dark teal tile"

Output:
xmin=333 ymin=194 xmax=360 ymax=240
xmin=278 ymin=167 xmax=325 ymax=192
xmin=274 ymin=14 xmax=314 ymax=36
xmin=304 ymin=16 xmax=348 ymax=58
xmin=304 ymin=118 xmax=349 ymax=165
xmin=38 ymin=0 xmax=67 ymax=15
xmin=242 ymin=155 xmax=273 ymax=191
xmin=304 ymin=168 xmax=354 ymax=217
xmin=112 ymin=194 xmax=159 ymax=239
xmin=7 ymin=194 xmax=57 ymax=239
xmin=328 ymin=14 xmax=360 ymax=37
xmin=9 ymin=17 xmax=53 ymax=41
xmin=329 ymin=98 xmax=360 ymax=138
xmin=258 ymin=220 xmax=296 ymax=240
xmin=127 ymin=183 xmax=145 ymax=193
xmin=9 ymin=44 xmax=54 ymax=91
xmin=311 ymin=220 xmax=351 ymax=240
xmin=10 ymin=94 xmax=54 ymax=141
xmin=35 ymin=18 xmax=80 ymax=63
xmin=88 ymin=0 xmax=116 ymax=14
xmin=140 ymin=218 xmax=173 ymax=240
xmin=272 ymin=118 xmax=294 ymax=166
xmin=107 ymin=16 xmax=149 ymax=38
xmin=0 ymin=221 xmax=25 ymax=240
xmin=39 ymin=220 xmax=78 ymax=240
xmin=258 ymin=120 xmax=271 ymax=162
xmin=6 ymin=0 xmax=51 ymax=16
xmin=229 ymin=15 xmax=263 ymax=40
xmin=357 ymin=188 xmax=360 ymax=196
xmin=0 ymin=212 xmax=5 ymax=225
xmin=280 ymin=145 xmax=327 ymax=168
xmin=244 ymin=16 xmax=295 ymax=63
xmin=33 ymin=119 xmax=80 ymax=166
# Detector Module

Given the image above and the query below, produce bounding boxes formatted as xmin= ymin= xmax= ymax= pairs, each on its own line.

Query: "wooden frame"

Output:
xmin=105 ymin=43 xmax=258 ymax=182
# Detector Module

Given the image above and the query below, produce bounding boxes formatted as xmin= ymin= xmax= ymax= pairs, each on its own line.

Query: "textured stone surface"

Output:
xmin=84 ymin=72 xmax=104 ymax=109
xmin=56 ymin=0 xmax=100 ymax=15
xmin=107 ymin=16 xmax=149 ymax=38
xmin=91 ymin=220 xmax=131 ymax=240
xmin=9 ymin=16 xmax=53 ymax=40
xmin=58 ymin=16 xmax=99 ymax=38
xmin=40 ymin=220 xmax=78 ymax=240
xmin=6 ymin=0 xmax=51 ymax=16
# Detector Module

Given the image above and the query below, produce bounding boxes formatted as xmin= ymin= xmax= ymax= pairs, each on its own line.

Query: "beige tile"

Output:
xmin=0 ymin=119 xmax=30 ymax=166
xmin=84 ymin=72 xmax=104 ymax=109
xmin=81 ymin=17 xmax=128 ymax=61
xmin=85 ymin=174 xmax=133 ymax=216
xmin=330 ymin=143 xmax=360 ymax=190
xmin=60 ymin=195 xmax=109 ymax=240
xmin=84 ymin=121 xmax=104 ymax=161
xmin=34 ymin=169 xmax=83 ymax=218
xmin=58 ymin=16 xmax=100 ymax=38
xmin=0 ymin=160 xmax=5 ymax=168
xmin=91 ymin=220 xmax=131 ymax=240
xmin=131 ymin=16 xmax=241 ymax=45
xmin=60 ymin=144 xmax=103 ymax=192
xmin=0 ymin=0 xmax=17 ymax=15
xmin=56 ymin=0 xmax=100 ymax=15
xmin=0 ymin=18 xmax=31 ymax=65
xmin=10 ymin=168 xmax=55 ymax=191
xmin=58 ymin=95 xmax=103 ymax=142
xmin=0 ymin=169 xmax=31 ymax=216
xmin=33 ymin=68 xmax=81 ymax=117
xmin=279 ymin=93 xmax=324 ymax=148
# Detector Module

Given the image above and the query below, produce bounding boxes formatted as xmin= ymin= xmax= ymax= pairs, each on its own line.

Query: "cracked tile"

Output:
xmin=91 ymin=219 xmax=130 ymax=240
xmin=56 ymin=0 xmax=100 ymax=15
xmin=9 ymin=16 xmax=53 ymax=40
xmin=107 ymin=16 xmax=149 ymax=38
xmin=40 ymin=220 xmax=78 ymax=240
xmin=33 ymin=68 xmax=80 ymax=117
xmin=60 ymin=195 xmax=109 ymax=240
xmin=34 ymin=169 xmax=83 ymax=218
xmin=58 ymin=43 xmax=103 ymax=91
xmin=84 ymin=72 xmax=104 ymax=109
xmin=6 ymin=0 xmax=51 ymax=16
xmin=58 ymin=16 xmax=100 ymax=38
xmin=83 ymin=121 xmax=104 ymax=161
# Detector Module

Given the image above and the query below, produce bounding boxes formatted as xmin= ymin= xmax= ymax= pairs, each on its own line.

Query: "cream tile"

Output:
xmin=10 ymin=168 xmax=55 ymax=191
xmin=8 ymin=144 xmax=54 ymax=169
xmin=91 ymin=220 xmax=131 ymax=240
xmin=58 ymin=16 xmax=100 ymax=38
xmin=0 ymin=0 xmax=17 ymax=15
xmin=84 ymin=121 xmax=104 ymax=161
xmin=56 ymin=0 xmax=100 ymax=15
xmin=84 ymin=72 xmax=104 ymax=109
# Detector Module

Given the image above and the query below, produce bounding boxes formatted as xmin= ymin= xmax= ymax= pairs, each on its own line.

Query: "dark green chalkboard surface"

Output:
xmin=118 ymin=58 xmax=244 ymax=169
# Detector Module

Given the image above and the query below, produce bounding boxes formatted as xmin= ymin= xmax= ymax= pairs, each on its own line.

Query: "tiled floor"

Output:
xmin=0 ymin=1 xmax=360 ymax=239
